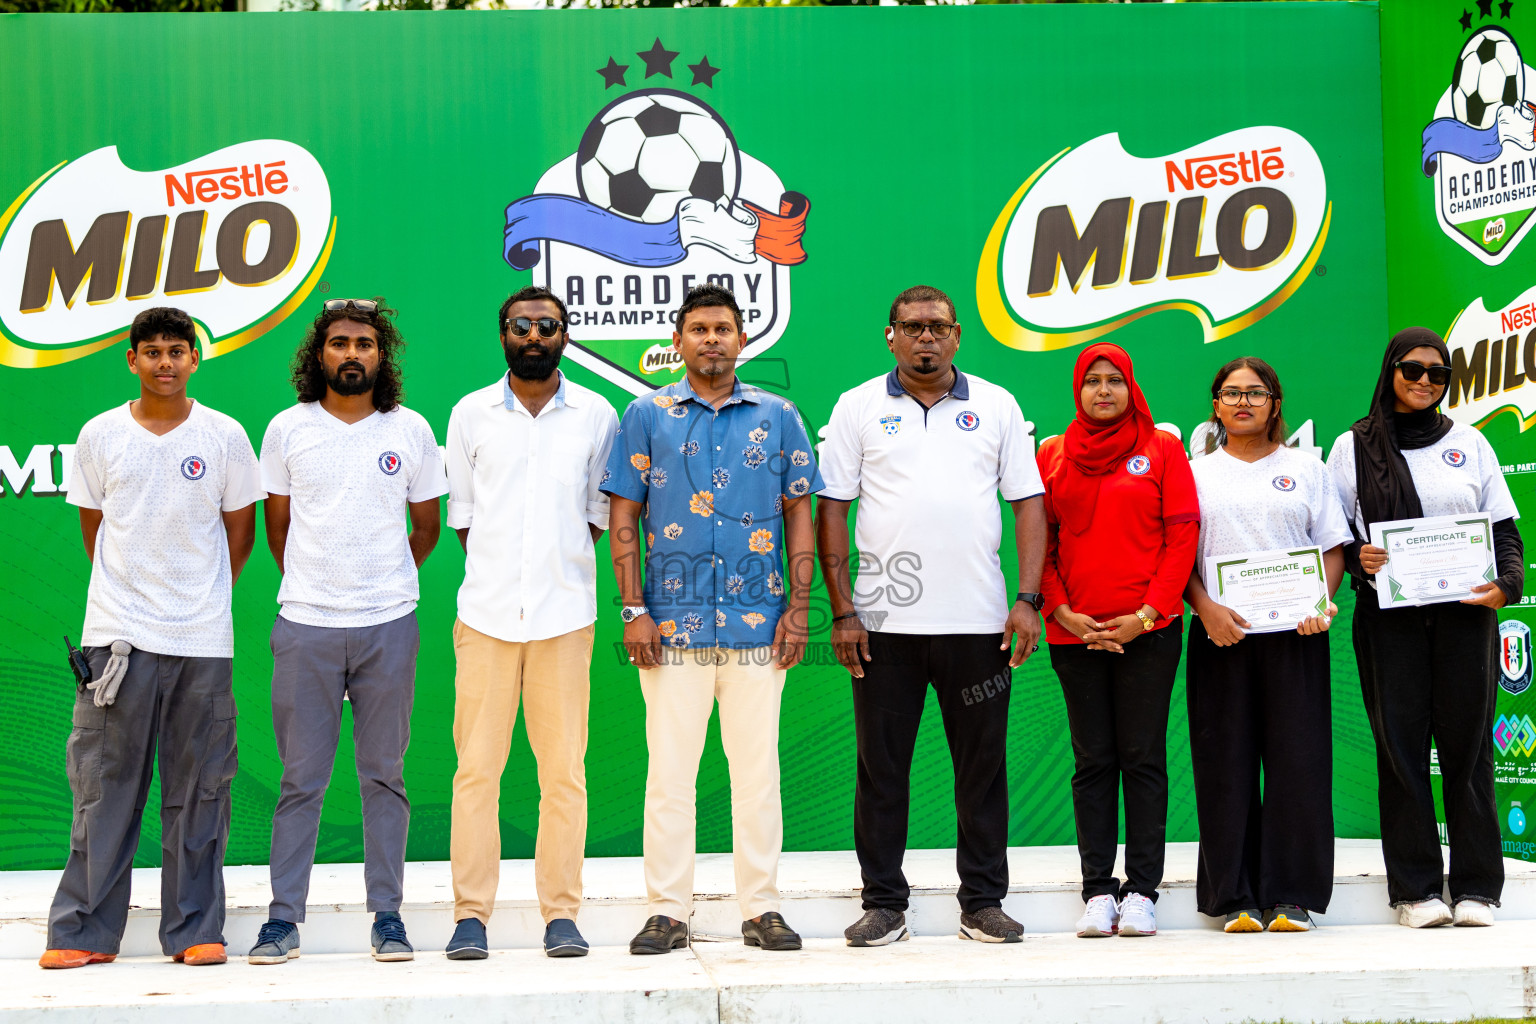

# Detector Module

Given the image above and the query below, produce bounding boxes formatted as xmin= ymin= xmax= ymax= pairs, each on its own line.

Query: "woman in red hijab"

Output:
xmin=1037 ymin=342 xmax=1200 ymax=940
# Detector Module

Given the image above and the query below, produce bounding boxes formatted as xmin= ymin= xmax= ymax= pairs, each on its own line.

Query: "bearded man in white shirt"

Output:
xmin=442 ymin=286 xmax=619 ymax=960
xmin=249 ymin=299 xmax=447 ymax=966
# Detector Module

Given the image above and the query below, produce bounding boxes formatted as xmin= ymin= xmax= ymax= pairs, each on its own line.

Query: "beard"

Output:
xmin=326 ymin=360 xmax=376 ymax=396
xmin=505 ymin=338 xmax=564 ymax=381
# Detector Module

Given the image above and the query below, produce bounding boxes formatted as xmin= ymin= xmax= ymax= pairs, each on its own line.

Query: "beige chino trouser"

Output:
xmin=639 ymin=645 xmax=787 ymax=922
xmin=450 ymin=618 xmax=594 ymax=925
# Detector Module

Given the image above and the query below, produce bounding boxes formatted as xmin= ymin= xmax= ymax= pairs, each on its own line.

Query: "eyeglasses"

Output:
xmin=504 ymin=316 xmax=565 ymax=339
xmin=891 ymin=320 xmax=958 ymax=340
xmin=323 ymin=298 xmax=378 ymax=313
xmin=1394 ymin=360 xmax=1452 ymax=386
xmin=1217 ymin=389 xmax=1274 ymax=406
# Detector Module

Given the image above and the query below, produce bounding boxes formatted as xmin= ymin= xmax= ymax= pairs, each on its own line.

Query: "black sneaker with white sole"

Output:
xmin=844 ymin=908 xmax=908 ymax=947
xmin=959 ymin=906 xmax=1023 ymax=943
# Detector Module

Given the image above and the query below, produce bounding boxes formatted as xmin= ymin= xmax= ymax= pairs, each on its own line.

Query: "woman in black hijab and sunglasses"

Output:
xmin=1327 ymin=327 xmax=1523 ymax=929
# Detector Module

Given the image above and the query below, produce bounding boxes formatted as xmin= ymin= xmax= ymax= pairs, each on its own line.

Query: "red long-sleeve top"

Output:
xmin=1038 ymin=429 xmax=1201 ymax=645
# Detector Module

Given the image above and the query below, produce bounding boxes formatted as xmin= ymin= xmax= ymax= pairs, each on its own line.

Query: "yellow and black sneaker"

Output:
xmin=1223 ymin=909 xmax=1264 ymax=933
xmin=1266 ymin=904 xmax=1314 ymax=932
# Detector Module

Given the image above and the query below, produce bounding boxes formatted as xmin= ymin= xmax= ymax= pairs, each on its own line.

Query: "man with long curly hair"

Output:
xmin=248 ymin=299 xmax=447 ymax=966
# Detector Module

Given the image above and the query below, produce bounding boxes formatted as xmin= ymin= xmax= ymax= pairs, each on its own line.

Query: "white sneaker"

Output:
xmin=1398 ymin=897 xmax=1453 ymax=928
xmin=1075 ymin=894 xmax=1119 ymax=937
xmin=1118 ymin=893 xmax=1157 ymax=936
xmin=1453 ymin=900 xmax=1495 ymax=927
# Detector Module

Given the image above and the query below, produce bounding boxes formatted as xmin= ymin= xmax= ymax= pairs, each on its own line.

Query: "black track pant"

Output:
xmin=1352 ymin=594 xmax=1502 ymax=906
xmin=851 ymin=632 xmax=1011 ymax=914
xmin=47 ymin=647 xmax=237 ymax=955
xmin=1186 ymin=618 xmax=1334 ymax=916
xmin=1050 ymin=619 xmax=1182 ymax=902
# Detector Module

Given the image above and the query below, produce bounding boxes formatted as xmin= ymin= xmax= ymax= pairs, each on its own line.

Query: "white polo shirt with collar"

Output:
xmin=445 ymin=371 xmax=619 ymax=643
xmin=819 ymin=367 xmax=1044 ymax=635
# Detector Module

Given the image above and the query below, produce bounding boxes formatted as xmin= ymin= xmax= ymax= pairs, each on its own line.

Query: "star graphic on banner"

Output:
xmin=688 ymin=56 xmax=721 ymax=87
xmin=1460 ymin=7 xmax=1474 ymax=29
xmin=597 ymin=57 xmax=629 ymax=89
xmin=637 ymin=38 xmax=680 ymax=79
xmin=1477 ymin=0 xmax=1493 ymax=18
xmin=1501 ymin=0 xmax=1514 ymax=17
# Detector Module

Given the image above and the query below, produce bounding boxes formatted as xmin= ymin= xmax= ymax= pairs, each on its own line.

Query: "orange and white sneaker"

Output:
xmin=173 ymin=943 xmax=227 ymax=966
xmin=38 ymin=949 xmax=117 ymax=970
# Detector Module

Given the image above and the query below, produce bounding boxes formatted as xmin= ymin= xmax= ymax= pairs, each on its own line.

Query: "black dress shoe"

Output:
xmin=629 ymin=915 xmax=688 ymax=955
xmin=742 ymin=911 xmax=802 ymax=951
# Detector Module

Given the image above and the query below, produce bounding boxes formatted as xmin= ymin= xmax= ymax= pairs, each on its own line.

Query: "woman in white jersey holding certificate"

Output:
xmin=1185 ymin=357 xmax=1351 ymax=934
xmin=1328 ymin=327 xmax=1523 ymax=929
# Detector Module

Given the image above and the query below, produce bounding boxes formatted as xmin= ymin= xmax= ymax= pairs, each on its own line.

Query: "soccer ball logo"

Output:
xmin=1452 ymin=28 xmax=1525 ymax=129
xmin=577 ymin=90 xmax=740 ymax=224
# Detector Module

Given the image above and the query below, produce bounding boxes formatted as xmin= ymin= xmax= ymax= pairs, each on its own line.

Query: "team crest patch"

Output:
xmin=180 ymin=455 xmax=207 ymax=481
xmin=956 ymin=410 xmax=980 ymax=432
xmin=880 ymin=414 xmax=902 ymax=436
xmin=1126 ymin=454 xmax=1151 ymax=476
xmin=1272 ymin=475 xmax=1296 ymax=491
xmin=1501 ymin=620 xmax=1533 ymax=696
xmin=378 ymin=451 xmax=402 ymax=476
xmin=1443 ymin=448 xmax=1468 ymax=467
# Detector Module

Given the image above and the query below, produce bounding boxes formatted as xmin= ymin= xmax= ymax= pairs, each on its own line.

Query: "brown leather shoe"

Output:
xmin=38 ymin=949 xmax=117 ymax=969
xmin=173 ymin=943 xmax=227 ymax=966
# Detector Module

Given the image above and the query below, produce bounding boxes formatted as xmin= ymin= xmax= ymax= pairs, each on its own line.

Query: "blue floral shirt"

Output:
xmin=602 ymin=377 xmax=824 ymax=650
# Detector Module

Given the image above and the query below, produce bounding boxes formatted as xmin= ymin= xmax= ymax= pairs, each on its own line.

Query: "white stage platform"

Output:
xmin=3 ymin=841 xmax=1536 ymax=1023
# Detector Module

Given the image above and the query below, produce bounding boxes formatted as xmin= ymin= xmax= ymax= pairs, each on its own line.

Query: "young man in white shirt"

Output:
xmin=248 ymin=299 xmax=446 ymax=966
xmin=42 ymin=307 xmax=263 ymax=970
xmin=443 ymin=286 xmax=618 ymax=960
xmin=816 ymin=285 xmax=1047 ymax=948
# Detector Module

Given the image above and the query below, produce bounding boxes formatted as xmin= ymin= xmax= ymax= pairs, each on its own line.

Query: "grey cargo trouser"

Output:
xmin=47 ymin=647 xmax=237 ymax=955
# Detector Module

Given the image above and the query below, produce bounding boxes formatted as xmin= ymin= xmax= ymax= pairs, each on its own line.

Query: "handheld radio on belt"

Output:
xmin=64 ymin=636 xmax=90 ymax=691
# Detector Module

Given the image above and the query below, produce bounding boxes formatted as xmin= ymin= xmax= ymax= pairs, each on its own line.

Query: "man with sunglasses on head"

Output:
xmin=250 ymin=298 xmax=447 ymax=966
xmin=442 ymin=286 xmax=619 ymax=960
xmin=816 ymin=285 xmax=1046 ymax=947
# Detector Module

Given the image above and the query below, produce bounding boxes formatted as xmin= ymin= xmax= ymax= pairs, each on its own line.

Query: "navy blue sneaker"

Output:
xmin=370 ymin=911 xmax=414 ymax=962
xmin=247 ymin=919 xmax=300 ymax=965
xmin=543 ymin=919 xmax=589 ymax=958
xmin=445 ymin=917 xmax=488 ymax=961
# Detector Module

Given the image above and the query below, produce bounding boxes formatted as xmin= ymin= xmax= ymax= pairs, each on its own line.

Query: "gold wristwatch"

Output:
xmin=1134 ymin=609 xmax=1156 ymax=632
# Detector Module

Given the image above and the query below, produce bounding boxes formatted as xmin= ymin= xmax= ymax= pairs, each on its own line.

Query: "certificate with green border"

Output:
xmin=1206 ymin=546 xmax=1330 ymax=634
xmin=1369 ymin=513 xmax=1495 ymax=609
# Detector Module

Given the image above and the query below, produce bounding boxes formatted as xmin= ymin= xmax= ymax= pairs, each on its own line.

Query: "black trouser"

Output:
xmin=1352 ymin=594 xmax=1502 ymax=906
xmin=48 ymin=647 xmax=238 ymax=955
xmin=851 ymin=631 xmax=1011 ymax=914
xmin=1186 ymin=618 xmax=1334 ymax=916
xmin=1051 ymin=619 xmax=1182 ymax=903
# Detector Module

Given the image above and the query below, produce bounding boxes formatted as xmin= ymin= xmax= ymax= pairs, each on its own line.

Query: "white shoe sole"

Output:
xmin=1076 ymin=923 xmax=1117 ymax=938
xmin=1453 ymin=905 xmax=1494 ymax=927
xmin=1118 ymin=922 xmax=1156 ymax=937
xmin=1400 ymin=907 xmax=1453 ymax=928
xmin=959 ymin=925 xmax=1022 ymax=943
xmin=371 ymin=947 xmax=415 ymax=962
xmin=247 ymin=948 xmax=300 ymax=965
xmin=846 ymin=926 xmax=909 ymax=947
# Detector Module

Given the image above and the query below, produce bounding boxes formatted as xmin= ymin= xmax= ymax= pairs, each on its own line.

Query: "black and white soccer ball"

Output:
xmin=1452 ymin=26 xmax=1525 ymax=129
xmin=577 ymin=90 xmax=741 ymax=224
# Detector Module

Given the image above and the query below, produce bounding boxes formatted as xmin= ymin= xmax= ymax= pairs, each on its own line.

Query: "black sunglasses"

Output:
xmin=323 ymin=298 xmax=378 ymax=313
xmin=504 ymin=316 xmax=566 ymax=339
xmin=1394 ymin=360 xmax=1451 ymax=386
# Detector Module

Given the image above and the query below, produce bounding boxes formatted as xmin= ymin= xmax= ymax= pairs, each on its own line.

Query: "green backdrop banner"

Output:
xmin=0 ymin=2 xmax=1436 ymax=873
xmin=1381 ymin=0 xmax=1536 ymax=858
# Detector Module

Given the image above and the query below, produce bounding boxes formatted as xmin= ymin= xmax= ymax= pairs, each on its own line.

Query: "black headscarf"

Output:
xmin=1350 ymin=326 xmax=1454 ymax=527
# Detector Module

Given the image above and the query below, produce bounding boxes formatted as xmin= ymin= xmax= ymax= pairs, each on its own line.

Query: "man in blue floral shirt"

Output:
xmin=604 ymin=283 xmax=822 ymax=956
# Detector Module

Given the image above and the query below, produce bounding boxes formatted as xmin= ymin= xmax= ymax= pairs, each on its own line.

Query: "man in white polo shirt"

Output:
xmin=816 ymin=284 xmax=1046 ymax=948
xmin=443 ymin=286 xmax=618 ymax=960
xmin=43 ymin=306 xmax=262 ymax=970
xmin=249 ymin=299 xmax=446 ymax=967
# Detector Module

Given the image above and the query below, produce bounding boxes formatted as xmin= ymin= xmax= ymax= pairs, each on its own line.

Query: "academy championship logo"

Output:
xmin=1444 ymin=283 xmax=1536 ymax=430
xmin=0 ymin=141 xmax=334 ymax=369
xmin=1500 ymin=619 xmax=1533 ymax=695
xmin=1421 ymin=14 xmax=1536 ymax=264
xmin=502 ymin=41 xmax=810 ymax=395
xmin=977 ymin=127 xmax=1329 ymax=352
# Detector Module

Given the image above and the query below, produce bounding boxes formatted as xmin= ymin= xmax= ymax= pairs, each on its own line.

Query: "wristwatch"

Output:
xmin=620 ymin=605 xmax=649 ymax=623
xmin=1135 ymin=609 xmax=1156 ymax=631
xmin=1016 ymin=592 xmax=1044 ymax=611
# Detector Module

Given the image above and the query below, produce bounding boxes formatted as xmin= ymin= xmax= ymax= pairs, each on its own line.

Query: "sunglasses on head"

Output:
xmin=503 ymin=316 xmax=566 ymax=339
xmin=1394 ymin=360 xmax=1451 ymax=386
xmin=323 ymin=298 xmax=378 ymax=314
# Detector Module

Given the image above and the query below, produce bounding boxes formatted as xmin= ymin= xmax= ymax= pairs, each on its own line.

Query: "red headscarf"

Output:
xmin=1055 ymin=342 xmax=1154 ymax=535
